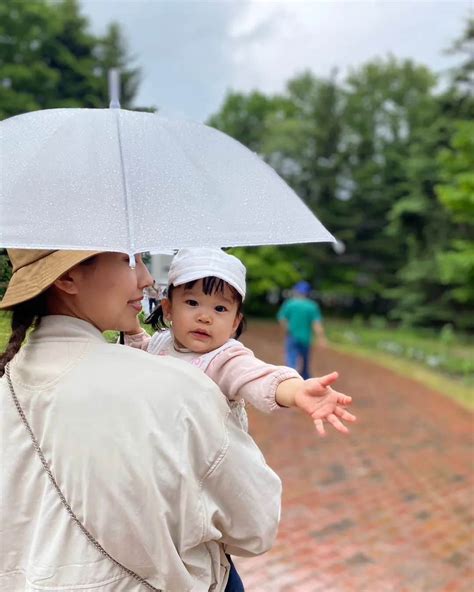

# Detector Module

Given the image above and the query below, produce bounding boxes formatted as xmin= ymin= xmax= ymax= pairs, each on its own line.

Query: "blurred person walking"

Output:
xmin=277 ymin=281 xmax=327 ymax=379
xmin=144 ymin=281 xmax=160 ymax=314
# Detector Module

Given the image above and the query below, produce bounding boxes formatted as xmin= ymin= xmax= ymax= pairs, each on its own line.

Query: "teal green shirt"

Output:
xmin=277 ymin=298 xmax=322 ymax=346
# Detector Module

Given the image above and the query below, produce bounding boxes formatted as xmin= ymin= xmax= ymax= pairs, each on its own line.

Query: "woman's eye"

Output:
xmin=215 ymin=305 xmax=227 ymax=313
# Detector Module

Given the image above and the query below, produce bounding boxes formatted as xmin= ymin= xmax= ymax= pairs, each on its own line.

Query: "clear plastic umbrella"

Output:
xmin=0 ymin=108 xmax=334 ymax=259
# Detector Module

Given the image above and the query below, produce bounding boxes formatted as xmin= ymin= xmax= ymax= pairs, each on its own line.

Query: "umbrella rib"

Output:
xmin=113 ymin=110 xmax=136 ymax=264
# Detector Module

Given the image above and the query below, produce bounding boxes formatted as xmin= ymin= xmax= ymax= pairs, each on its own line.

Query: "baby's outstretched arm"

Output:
xmin=276 ymin=372 xmax=356 ymax=436
xmin=206 ymin=344 xmax=355 ymax=434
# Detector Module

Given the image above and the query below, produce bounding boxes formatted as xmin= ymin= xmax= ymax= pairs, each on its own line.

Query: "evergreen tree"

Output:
xmin=94 ymin=21 xmax=141 ymax=109
xmin=435 ymin=121 xmax=474 ymax=329
xmin=0 ymin=0 xmax=142 ymax=118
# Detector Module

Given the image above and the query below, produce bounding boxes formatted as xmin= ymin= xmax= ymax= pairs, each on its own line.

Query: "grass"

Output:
xmin=326 ymin=318 xmax=474 ymax=410
xmin=0 ymin=312 xmax=12 ymax=351
xmin=1 ymin=312 xmax=473 ymax=410
xmin=327 ymin=319 xmax=474 ymax=378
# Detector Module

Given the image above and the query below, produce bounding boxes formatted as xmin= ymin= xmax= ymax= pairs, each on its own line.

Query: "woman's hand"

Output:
xmin=294 ymin=372 xmax=356 ymax=436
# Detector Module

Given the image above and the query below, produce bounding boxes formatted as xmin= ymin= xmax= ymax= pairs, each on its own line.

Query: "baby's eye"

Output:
xmin=215 ymin=305 xmax=228 ymax=313
xmin=185 ymin=299 xmax=199 ymax=307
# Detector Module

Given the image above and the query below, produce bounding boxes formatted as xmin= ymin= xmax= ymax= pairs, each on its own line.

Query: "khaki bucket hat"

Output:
xmin=0 ymin=249 xmax=100 ymax=310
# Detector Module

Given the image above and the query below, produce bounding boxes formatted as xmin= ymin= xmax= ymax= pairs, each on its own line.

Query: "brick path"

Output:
xmin=235 ymin=322 xmax=474 ymax=592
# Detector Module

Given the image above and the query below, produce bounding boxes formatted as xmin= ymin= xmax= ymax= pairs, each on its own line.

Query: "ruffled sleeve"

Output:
xmin=123 ymin=328 xmax=152 ymax=351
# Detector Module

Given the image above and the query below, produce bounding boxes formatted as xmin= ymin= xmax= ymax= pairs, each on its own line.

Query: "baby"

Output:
xmin=124 ymin=248 xmax=355 ymax=434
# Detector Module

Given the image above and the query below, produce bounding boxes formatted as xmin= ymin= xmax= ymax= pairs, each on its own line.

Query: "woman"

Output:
xmin=0 ymin=249 xmax=281 ymax=591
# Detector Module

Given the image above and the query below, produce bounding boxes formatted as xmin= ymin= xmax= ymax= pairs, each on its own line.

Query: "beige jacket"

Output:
xmin=125 ymin=330 xmax=300 ymax=431
xmin=0 ymin=316 xmax=281 ymax=592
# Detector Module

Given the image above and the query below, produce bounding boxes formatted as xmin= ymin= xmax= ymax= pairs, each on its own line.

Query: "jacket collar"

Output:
xmin=28 ymin=315 xmax=106 ymax=344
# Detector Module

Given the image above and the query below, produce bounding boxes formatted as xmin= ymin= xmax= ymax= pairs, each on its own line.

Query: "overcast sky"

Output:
xmin=81 ymin=0 xmax=472 ymax=121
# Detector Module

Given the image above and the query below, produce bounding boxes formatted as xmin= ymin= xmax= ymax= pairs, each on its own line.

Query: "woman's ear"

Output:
xmin=161 ymin=298 xmax=173 ymax=321
xmin=52 ymin=269 xmax=80 ymax=295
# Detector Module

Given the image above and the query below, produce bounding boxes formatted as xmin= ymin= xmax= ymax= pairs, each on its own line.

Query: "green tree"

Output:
xmin=209 ymin=73 xmax=349 ymax=311
xmin=94 ymin=21 xmax=141 ymax=109
xmin=387 ymin=17 xmax=474 ymax=327
xmin=341 ymin=57 xmax=440 ymax=316
xmin=208 ymin=91 xmax=295 ymax=153
xmin=230 ymin=246 xmax=302 ymax=316
xmin=0 ymin=0 xmax=62 ymax=117
xmin=435 ymin=121 xmax=474 ymax=326
xmin=208 ymin=20 xmax=473 ymax=328
xmin=0 ymin=0 xmax=141 ymax=119
xmin=262 ymin=72 xmax=352 ymax=307
xmin=444 ymin=16 xmax=474 ymax=118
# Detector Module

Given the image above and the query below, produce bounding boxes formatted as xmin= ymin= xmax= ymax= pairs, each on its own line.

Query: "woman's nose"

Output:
xmin=137 ymin=257 xmax=153 ymax=288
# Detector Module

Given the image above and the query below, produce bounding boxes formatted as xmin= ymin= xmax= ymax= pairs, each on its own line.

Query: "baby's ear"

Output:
xmin=161 ymin=298 xmax=172 ymax=320
xmin=232 ymin=312 xmax=243 ymax=335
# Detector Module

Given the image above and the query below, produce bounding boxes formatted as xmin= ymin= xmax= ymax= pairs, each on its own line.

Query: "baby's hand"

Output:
xmin=294 ymin=371 xmax=356 ymax=436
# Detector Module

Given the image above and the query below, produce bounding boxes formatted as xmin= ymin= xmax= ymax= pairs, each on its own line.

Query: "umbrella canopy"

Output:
xmin=0 ymin=108 xmax=334 ymax=255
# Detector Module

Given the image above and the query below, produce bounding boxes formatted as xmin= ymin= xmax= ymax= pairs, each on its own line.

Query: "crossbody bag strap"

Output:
xmin=5 ymin=364 xmax=161 ymax=592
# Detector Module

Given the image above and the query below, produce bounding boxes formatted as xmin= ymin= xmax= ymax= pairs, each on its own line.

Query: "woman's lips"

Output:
xmin=128 ymin=299 xmax=143 ymax=312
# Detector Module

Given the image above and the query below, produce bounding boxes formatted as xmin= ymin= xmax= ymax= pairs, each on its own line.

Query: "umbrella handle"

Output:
xmin=108 ymin=68 xmax=121 ymax=109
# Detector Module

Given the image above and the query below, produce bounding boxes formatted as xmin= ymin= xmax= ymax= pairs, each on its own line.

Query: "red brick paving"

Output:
xmin=235 ymin=321 xmax=474 ymax=592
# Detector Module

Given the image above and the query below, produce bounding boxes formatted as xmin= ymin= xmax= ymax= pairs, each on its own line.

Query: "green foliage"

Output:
xmin=341 ymin=57 xmax=440 ymax=316
xmin=437 ymin=121 xmax=474 ymax=220
xmin=435 ymin=121 xmax=474 ymax=311
xmin=445 ymin=16 xmax=474 ymax=112
xmin=0 ymin=312 xmax=11 ymax=352
xmin=208 ymin=18 xmax=473 ymax=330
xmin=386 ymin=20 xmax=474 ymax=329
xmin=1 ymin=4 xmax=471 ymax=331
xmin=207 ymin=91 xmax=295 ymax=153
xmin=94 ymin=22 xmax=141 ymax=109
xmin=0 ymin=0 xmax=141 ymax=120
xmin=0 ymin=250 xmax=11 ymax=298
xmin=327 ymin=318 xmax=474 ymax=383
xmin=229 ymin=246 xmax=302 ymax=316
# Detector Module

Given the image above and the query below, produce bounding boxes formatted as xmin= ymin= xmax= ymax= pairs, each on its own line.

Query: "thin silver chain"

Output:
xmin=5 ymin=363 xmax=161 ymax=592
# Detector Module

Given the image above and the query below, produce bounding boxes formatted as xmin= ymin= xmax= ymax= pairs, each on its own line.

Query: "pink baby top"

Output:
xmin=124 ymin=329 xmax=300 ymax=431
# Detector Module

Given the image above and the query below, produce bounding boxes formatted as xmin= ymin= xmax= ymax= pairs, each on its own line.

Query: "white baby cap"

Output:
xmin=168 ymin=248 xmax=246 ymax=299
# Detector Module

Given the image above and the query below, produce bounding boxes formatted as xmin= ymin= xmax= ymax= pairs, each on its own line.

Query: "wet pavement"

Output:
xmin=234 ymin=322 xmax=474 ymax=592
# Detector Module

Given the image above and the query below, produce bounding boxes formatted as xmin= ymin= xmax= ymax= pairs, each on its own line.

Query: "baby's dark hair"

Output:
xmin=145 ymin=276 xmax=246 ymax=339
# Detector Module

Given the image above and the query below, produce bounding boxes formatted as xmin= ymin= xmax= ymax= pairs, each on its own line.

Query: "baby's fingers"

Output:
xmin=326 ymin=413 xmax=350 ymax=434
xmin=325 ymin=387 xmax=352 ymax=405
xmin=337 ymin=394 xmax=352 ymax=406
xmin=317 ymin=371 xmax=339 ymax=388
xmin=334 ymin=407 xmax=357 ymax=422
xmin=314 ymin=418 xmax=326 ymax=437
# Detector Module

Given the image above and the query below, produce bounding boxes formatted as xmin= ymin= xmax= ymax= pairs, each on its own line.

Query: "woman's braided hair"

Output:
xmin=0 ymin=253 xmax=98 ymax=377
xmin=0 ymin=296 xmax=46 ymax=377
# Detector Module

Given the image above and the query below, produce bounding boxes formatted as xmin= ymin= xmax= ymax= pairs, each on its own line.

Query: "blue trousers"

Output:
xmin=285 ymin=335 xmax=311 ymax=380
xmin=225 ymin=555 xmax=245 ymax=591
